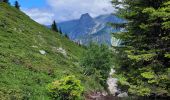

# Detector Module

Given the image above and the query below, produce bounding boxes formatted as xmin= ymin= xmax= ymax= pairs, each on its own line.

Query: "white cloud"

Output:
xmin=23 ymin=8 xmax=55 ymax=25
xmin=22 ymin=0 xmax=114 ymax=24
xmin=47 ymin=0 xmax=114 ymax=21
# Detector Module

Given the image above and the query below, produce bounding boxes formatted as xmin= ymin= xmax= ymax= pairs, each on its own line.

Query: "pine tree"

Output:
xmin=64 ymin=34 xmax=69 ymax=39
xmin=59 ymin=27 xmax=63 ymax=34
xmin=112 ymin=0 xmax=170 ymax=96
xmin=3 ymin=0 xmax=9 ymax=3
xmin=14 ymin=1 xmax=20 ymax=10
xmin=51 ymin=20 xmax=58 ymax=32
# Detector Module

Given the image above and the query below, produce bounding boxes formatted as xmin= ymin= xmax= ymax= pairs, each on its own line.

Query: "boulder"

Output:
xmin=117 ymin=92 xmax=128 ymax=98
xmin=39 ymin=50 xmax=46 ymax=55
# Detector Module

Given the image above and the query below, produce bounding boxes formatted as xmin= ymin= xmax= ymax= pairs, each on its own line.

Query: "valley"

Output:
xmin=0 ymin=0 xmax=170 ymax=99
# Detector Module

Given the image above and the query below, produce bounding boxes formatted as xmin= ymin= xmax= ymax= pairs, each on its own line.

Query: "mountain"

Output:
xmin=0 ymin=3 xmax=99 ymax=99
xmin=58 ymin=13 xmax=125 ymax=45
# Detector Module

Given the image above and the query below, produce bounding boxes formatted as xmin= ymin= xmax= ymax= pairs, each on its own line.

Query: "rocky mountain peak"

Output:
xmin=79 ymin=13 xmax=95 ymax=25
xmin=80 ymin=13 xmax=93 ymax=20
xmin=58 ymin=14 xmax=125 ymax=45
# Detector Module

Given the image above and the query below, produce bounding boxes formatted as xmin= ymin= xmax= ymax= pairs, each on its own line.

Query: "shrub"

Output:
xmin=47 ymin=75 xmax=84 ymax=100
xmin=81 ymin=43 xmax=113 ymax=90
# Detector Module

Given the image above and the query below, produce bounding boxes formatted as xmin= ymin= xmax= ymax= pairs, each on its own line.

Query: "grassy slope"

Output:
xmin=0 ymin=3 xmax=101 ymax=99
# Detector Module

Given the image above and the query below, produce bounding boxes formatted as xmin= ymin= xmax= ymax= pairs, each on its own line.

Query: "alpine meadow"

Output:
xmin=0 ymin=0 xmax=169 ymax=100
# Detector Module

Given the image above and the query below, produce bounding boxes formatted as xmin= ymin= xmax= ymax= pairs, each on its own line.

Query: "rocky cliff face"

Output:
xmin=58 ymin=13 xmax=125 ymax=45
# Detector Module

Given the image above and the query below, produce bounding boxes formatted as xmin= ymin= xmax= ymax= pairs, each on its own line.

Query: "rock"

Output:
xmin=117 ymin=92 xmax=128 ymax=98
xmin=102 ymin=91 xmax=108 ymax=96
xmin=107 ymin=68 xmax=118 ymax=95
xmin=57 ymin=47 xmax=67 ymax=56
xmin=107 ymin=77 xmax=118 ymax=95
xmin=39 ymin=50 xmax=46 ymax=55
xmin=32 ymin=45 xmax=38 ymax=48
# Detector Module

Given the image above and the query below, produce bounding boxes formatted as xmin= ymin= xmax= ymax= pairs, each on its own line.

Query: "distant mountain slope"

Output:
xmin=0 ymin=3 xmax=99 ymax=99
xmin=58 ymin=13 xmax=125 ymax=45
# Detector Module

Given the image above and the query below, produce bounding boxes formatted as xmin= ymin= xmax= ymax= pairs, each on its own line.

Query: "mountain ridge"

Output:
xmin=57 ymin=13 xmax=125 ymax=45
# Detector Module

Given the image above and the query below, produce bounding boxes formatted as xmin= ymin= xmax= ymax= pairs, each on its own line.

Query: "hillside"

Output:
xmin=58 ymin=13 xmax=125 ymax=45
xmin=0 ymin=3 xmax=99 ymax=99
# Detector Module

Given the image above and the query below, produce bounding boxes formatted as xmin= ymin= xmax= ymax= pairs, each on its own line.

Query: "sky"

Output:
xmin=10 ymin=0 xmax=114 ymax=25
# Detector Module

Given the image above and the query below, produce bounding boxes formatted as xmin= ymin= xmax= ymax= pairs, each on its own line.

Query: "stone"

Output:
xmin=107 ymin=77 xmax=118 ymax=95
xmin=39 ymin=50 xmax=46 ymax=55
xmin=117 ymin=92 xmax=128 ymax=98
xmin=32 ymin=45 xmax=38 ymax=48
xmin=57 ymin=47 xmax=67 ymax=56
xmin=107 ymin=68 xmax=118 ymax=95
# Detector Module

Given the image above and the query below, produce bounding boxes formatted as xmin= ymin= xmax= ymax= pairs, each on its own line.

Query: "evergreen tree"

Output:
xmin=14 ymin=1 xmax=20 ymax=10
xmin=3 ymin=0 xmax=9 ymax=3
xmin=51 ymin=20 xmax=58 ymax=32
xmin=64 ymin=34 xmax=69 ymax=39
xmin=59 ymin=27 xmax=63 ymax=34
xmin=112 ymin=0 xmax=170 ymax=96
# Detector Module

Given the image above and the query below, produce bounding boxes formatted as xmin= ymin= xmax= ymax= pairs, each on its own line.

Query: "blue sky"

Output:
xmin=9 ymin=0 xmax=114 ymax=25
xmin=10 ymin=0 xmax=47 ymax=8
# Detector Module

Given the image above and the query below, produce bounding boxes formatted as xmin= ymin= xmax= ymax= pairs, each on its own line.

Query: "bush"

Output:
xmin=47 ymin=75 xmax=84 ymax=100
xmin=81 ymin=43 xmax=113 ymax=89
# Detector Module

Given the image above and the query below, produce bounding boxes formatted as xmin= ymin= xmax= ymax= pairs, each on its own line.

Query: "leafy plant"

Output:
xmin=47 ymin=75 xmax=84 ymax=100
xmin=81 ymin=43 xmax=113 ymax=90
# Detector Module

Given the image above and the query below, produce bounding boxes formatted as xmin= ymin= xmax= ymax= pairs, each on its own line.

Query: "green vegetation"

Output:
xmin=1 ymin=0 xmax=169 ymax=99
xmin=14 ymin=1 xmax=20 ymax=10
xmin=51 ymin=20 xmax=59 ymax=32
xmin=0 ymin=3 xmax=97 ymax=99
xmin=58 ymin=28 xmax=63 ymax=35
xmin=81 ymin=43 xmax=113 ymax=90
xmin=2 ymin=0 xmax=9 ymax=4
xmin=64 ymin=34 xmax=69 ymax=39
xmin=47 ymin=75 xmax=84 ymax=100
xmin=112 ymin=0 xmax=170 ymax=96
